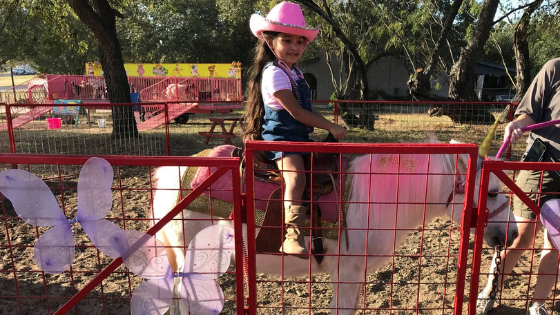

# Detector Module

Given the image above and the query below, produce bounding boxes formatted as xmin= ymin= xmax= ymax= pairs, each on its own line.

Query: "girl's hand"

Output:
xmin=329 ymin=124 xmax=347 ymax=140
xmin=504 ymin=120 xmax=525 ymax=143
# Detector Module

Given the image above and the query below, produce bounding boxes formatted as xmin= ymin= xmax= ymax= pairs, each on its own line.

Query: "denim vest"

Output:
xmin=261 ymin=61 xmax=314 ymax=147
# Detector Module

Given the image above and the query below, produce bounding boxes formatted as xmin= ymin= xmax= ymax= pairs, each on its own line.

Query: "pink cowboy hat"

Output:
xmin=250 ymin=2 xmax=320 ymax=43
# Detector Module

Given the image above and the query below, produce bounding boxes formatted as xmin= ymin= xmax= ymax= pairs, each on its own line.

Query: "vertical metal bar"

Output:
xmin=454 ymin=152 xmax=478 ymax=314
xmin=467 ymin=164 xmax=492 ymax=314
xmin=244 ymin=145 xmax=257 ymax=315
xmin=334 ymin=101 xmax=339 ymax=124
xmin=230 ymin=156 xmax=245 ymax=315
xmin=164 ymin=102 xmax=170 ymax=155
xmin=6 ymin=104 xmax=16 ymax=154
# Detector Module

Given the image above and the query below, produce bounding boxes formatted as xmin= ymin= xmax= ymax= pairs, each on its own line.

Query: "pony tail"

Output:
xmin=242 ymin=32 xmax=277 ymax=142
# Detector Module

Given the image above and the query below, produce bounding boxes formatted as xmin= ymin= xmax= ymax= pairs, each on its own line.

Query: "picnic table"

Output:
xmin=199 ymin=115 xmax=242 ymax=145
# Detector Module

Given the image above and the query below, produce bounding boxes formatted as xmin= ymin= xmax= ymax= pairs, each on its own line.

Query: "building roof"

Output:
xmin=475 ymin=61 xmax=517 ymax=76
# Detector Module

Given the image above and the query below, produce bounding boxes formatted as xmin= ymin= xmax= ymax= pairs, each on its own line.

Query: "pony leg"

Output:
xmin=320 ymin=235 xmax=365 ymax=315
xmin=325 ymin=255 xmax=364 ymax=315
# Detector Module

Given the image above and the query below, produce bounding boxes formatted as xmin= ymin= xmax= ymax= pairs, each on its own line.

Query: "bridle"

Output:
xmin=445 ymin=184 xmax=509 ymax=219
xmin=487 ymin=200 xmax=509 ymax=219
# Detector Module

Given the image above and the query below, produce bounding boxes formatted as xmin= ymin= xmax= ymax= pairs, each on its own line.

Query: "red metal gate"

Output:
xmin=243 ymin=141 xmax=479 ymax=314
xmin=471 ymin=160 xmax=560 ymax=314
xmin=0 ymin=154 xmax=245 ymax=314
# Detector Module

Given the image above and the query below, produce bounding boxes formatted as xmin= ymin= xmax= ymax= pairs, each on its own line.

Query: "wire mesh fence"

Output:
xmin=1 ymin=101 xmax=525 ymax=160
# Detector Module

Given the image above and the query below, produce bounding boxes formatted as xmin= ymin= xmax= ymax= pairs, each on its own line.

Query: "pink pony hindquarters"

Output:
xmin=191 ymin=145 xmax=238 ymax=202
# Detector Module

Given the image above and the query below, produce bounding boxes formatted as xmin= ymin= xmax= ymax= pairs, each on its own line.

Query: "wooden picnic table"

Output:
xmin=198 ymin=115 xmax=243 ymax=145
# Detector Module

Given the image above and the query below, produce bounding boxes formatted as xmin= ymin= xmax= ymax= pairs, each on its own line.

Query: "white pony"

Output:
xmin=152 ymin=142 xmax=518 ymax=314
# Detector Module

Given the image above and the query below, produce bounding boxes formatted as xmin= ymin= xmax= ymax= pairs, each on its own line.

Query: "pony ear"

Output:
xmin=456 ymin=154 xmax=469 ymax=174
xmin=452 ymin=139 xmax=482 ymax=172
xmin=457 ymin=154 xmax=483 ymax=173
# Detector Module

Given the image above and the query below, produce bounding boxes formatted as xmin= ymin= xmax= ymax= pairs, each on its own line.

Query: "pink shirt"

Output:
xmin=261 ymin=65 xmax=303 ymax=110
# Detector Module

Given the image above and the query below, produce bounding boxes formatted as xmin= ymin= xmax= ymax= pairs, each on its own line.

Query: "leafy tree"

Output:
xmin=406 ymin=0 xmax=466 ymax=100
xmin=512 ymin=0 xmax=543 ymax=101
xmin=528 ymin=4 xmax=560 ymax=75
xmin=0 ymin=0 xmax=98 ymax=74
xmin=67 ymin=0 xmax=137 ymax=138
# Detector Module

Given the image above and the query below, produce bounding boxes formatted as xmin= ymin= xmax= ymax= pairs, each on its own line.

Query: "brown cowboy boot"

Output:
xmin=280 ymin=205 xmax=309 ymax=259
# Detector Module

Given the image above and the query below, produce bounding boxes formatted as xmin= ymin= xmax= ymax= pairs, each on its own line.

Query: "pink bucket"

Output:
xmin=46 ymin=118 xmax=62 ymax=129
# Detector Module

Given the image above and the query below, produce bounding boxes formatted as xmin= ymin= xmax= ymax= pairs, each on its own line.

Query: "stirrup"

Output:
xmin=280 ymin=239 xmax=309 ymax=260
xmin=527 ymin=302 xmax=550 ymax=315
xmin=476 ymin=292 xmax=495 ymax=315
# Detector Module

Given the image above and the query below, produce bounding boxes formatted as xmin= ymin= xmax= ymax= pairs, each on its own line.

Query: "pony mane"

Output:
xmin=348 ymin=146 xmax=458 ymax=233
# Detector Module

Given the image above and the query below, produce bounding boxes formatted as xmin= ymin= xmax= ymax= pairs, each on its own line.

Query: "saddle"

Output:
xmin=232 ymin=134 xmax=343 ymax=263
xmin=234 ymin=147 xmax=338 ymax=196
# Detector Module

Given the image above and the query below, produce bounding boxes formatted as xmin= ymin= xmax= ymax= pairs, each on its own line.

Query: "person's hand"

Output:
xmin=504 ymin=120 xmax=525 ymax=143
xmin=329 ymin=124 xmax=347 ymax=140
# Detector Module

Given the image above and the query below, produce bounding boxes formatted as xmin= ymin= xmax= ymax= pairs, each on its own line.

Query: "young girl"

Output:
xmin=243 ymin=2 xmax=347 ymax=258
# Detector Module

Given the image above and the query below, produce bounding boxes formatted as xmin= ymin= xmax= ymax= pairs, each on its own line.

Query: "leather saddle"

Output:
xmin=232 ymin=134 xmax=341 ymax=264
xmin=233 ymin=133 xmax=339 ymax=196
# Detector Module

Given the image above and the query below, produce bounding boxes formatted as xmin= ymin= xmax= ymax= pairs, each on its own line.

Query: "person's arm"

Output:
xmin=273 ymin=89 xmax=347 ymax=140
xmin=504 ymin=114 xmax=536 ymax=143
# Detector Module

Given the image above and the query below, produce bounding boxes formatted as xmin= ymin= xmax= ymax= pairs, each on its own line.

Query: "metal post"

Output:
xmin=468 ymin=166 xmax=492 ymax=314
xmin=334 ymin=101 xmax=339 ymax=124
xmin=6 ymin=104 xmax=15 ymax=154
xmin=10 ymin=68 xmax=16 ymax=102
xmin=164 ymin=102 xmax=170 ymax=156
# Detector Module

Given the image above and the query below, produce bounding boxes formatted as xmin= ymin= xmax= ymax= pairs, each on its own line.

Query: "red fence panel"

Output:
xmin=244 ymin=140 xmax=482 ymax=314
xmin=471 ymin=160 xmax=560 ymax=315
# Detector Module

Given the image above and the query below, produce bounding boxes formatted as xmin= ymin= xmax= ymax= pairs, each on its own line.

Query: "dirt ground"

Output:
xmin=1 ymin=107 xmax=551 ymax=315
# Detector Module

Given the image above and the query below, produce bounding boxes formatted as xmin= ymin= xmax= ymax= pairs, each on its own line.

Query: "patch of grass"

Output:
xmin=0 ymin=73 xmax=36 ymax=87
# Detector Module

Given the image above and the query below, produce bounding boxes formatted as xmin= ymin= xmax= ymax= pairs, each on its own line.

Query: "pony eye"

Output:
xmin=488 ymin=192 xmax=498 ymax=198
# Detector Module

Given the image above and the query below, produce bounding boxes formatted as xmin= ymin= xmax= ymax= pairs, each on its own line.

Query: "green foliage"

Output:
xmin=0 ymin=0 xmax=98 ymax=73
xmin=328 ymin=91 xmax=338 ymax=106
xmin=0 ymin=0 xmax=256 ymax=75
xmin=529 ymin=8 xmax=560 ymax=75
xmin=484 ymin=25 xmax=515 ymax=68
xmin=117 ymin=0 xmax=254 ymax=66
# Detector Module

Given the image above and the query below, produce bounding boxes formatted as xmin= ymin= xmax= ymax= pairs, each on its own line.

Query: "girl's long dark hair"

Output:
xmin=242 ymin=32 xmax=278 ymax=142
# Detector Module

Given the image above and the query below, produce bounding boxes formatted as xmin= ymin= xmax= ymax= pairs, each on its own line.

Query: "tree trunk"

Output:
xmin=67 ymin=0 xmax=137 ymax=139
xmin=496 ymin=0 xmax=542 ymax=123
xmin=513 ymin=0 xmax=542 ymax=102
xmin=445 ymin=0 xmax=499 ymax=123
xmin=296 ymin=0 xmax=373 ymax=129
xmin=407 ymin=0 xmax=464 ymax=100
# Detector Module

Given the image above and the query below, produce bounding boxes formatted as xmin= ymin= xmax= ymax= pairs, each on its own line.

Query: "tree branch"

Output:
xmin=67 ymin=0 xmax=106 ymax=37
xmin=294 ymin=0 xmax=369 ymax=98
xmin=0 ymin=0 xmax=21 ymax=35
xmin=493 ymin=0 xmax=539 ymax=25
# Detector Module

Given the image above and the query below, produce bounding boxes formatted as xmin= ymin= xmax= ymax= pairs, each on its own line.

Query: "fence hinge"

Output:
xmin=470 ymin=207 xmax=479 ymax=228
xmin=240 ymin=193 xmax=247 ymax=223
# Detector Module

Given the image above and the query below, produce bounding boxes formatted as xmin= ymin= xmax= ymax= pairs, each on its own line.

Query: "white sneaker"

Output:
xmin=527 ymin=302 xmax=550 ymax=315
xmin=476 ymin=292 xmax=495 ymax=315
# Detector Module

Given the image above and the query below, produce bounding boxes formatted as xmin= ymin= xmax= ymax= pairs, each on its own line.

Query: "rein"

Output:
xmin=487 ymin=201 xmax=509 ymax=219
xmin=445 ymin=173 xmax=509 ymax=221
xmin=446 ymin=188 xmax=509 ymax=220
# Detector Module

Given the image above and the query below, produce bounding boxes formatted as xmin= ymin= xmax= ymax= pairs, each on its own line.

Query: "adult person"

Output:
xmin=477 ymin=58 xmax=560 ymax=315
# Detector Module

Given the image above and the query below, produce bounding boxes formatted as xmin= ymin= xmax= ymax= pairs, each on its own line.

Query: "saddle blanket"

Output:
xmin=190 ymin=145 xmax=349 ymax=223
